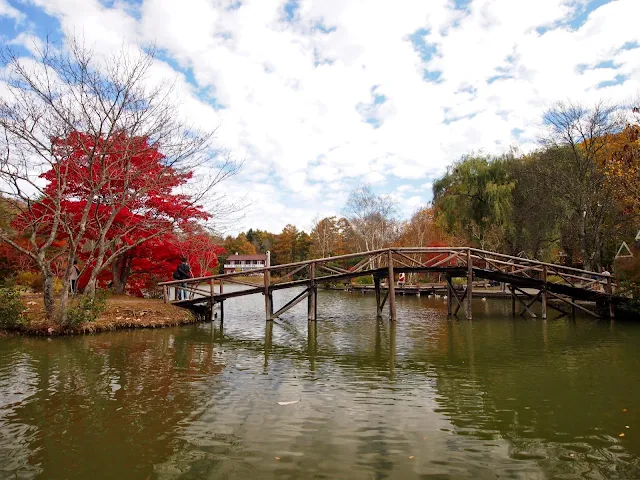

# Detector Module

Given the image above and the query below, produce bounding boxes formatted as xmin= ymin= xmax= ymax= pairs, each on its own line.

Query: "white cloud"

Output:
xmin=0 ymin=0 xmax=24 ymax=21
xmin=6 ymin=0 xmax=640 ymax=234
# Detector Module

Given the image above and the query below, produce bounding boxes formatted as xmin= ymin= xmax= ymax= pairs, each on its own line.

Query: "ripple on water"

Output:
xmin=0 ymin=291 xmax=640 ymax=479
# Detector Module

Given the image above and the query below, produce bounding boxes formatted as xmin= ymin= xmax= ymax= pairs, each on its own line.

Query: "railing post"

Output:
xmin=541 ymin=265 xmax=547 ymax=320
xmin=466 ymin=248 xmax=473 ymax=320
xmin=308 ymin=261 xmax=316 ymax=321
xmin=387 ymin=249 xmax=397 ymax=321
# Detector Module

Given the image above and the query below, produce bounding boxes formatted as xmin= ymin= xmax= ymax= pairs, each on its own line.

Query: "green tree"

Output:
xmin=433 ymin=154 xmax=515 ymax=250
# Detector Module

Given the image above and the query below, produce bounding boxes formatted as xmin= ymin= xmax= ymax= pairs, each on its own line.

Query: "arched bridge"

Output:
xmin=159 ymin=247 xmax=626 ymax=321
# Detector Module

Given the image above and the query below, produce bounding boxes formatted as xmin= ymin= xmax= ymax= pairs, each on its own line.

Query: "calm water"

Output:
xmin=1 ymin=289 xmax=639 ymax=479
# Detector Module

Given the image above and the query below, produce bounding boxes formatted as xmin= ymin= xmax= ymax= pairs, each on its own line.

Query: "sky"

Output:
xmin=0 ymin=0 xmax=639 ymax=235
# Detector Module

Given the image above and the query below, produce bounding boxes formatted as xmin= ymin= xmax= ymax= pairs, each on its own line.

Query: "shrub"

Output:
xmin=65 ymin=291 xmax=107 ymax=327
xmin=15 ymin=270 xmax=43 ymax=292
xmin=354 ymin=275 xmax=374 ymax=285
xmin=0 ymin=285 xmax=26 ymax=329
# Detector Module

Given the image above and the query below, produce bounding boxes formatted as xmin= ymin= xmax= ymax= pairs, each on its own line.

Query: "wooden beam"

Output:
xmin=380 ymin=289 xmax=390 ymax=310
xmin=394 ymin=250 xmax=429 ymax=268
xmin=546 ymin=291 xmax=601 ymax=318
xmin=272 ymin=287 xmax=311 ymax=319
xmin=273 ymin=263 xmax=309 ymax=284
xmin=512 ymin=289 xmax=538 ymax=318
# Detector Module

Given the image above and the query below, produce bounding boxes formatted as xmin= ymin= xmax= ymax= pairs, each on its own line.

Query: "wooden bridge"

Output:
xmin=159 ymin=247 xmax=625 ymax=322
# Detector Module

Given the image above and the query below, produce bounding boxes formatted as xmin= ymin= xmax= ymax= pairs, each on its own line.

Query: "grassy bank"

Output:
xmin=3 ymin=293 xmax=196 ymax=336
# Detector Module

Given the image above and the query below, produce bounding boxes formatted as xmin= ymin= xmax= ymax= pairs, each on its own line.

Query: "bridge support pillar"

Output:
xmin=387 ymin=250 xmax=397 ymax=321
xmin=466 ymin=249 xmax=473 ymax=320
xmin=374 ymin=277 xmax=382 ymax=318
xmin=446 ymin=275 xmax=452 ymax=316
xmin=541 ymin=266 xmax=547 ymax=320
xmin=264 ymin=252 xmax=273 ymax=321
xmin=607 ymin=277 xmax=615 ymax=319
xmin=308 ymin=262 xmax=317 ymax=321
xmin=209 ymin=279 xmax=215 ymax=322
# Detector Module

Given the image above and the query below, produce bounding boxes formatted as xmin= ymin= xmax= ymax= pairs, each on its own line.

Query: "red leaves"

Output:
xmin=12 ymin=130 xmax=218 ymax=294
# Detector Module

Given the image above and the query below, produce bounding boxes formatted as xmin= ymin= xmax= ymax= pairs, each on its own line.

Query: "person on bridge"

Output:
xmin=173 ymin=257 xmax=193 ymax=301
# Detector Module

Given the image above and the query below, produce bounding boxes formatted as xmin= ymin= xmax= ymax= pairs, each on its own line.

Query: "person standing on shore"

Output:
xmin=70 ymin=260 xmax=80 ymax=295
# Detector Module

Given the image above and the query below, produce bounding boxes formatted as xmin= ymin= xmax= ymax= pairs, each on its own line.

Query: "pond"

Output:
xmin=1 ymin=288 xmax=639 ymax=479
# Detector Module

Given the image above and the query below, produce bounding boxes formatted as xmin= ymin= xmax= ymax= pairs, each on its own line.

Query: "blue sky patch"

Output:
xmin=597 ymin=74 xmax=626 ymax=89
xmin=283 ymin=0 xmax=299 ymax=22
xmin=408 ymin=28 xmax=437 ymax=63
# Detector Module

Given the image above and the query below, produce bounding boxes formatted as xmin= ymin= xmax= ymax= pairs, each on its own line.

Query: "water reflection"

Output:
xmin=0 ymin=288 xmax=638 ymax=479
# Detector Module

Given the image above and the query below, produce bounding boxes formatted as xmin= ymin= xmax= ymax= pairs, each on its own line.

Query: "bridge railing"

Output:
xmin=158 ymin=247 xmax=618 ymax=303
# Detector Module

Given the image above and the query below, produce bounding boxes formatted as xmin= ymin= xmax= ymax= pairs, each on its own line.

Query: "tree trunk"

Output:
xmin=58 ymin=282 xmax=70 ymax=326
xmin=111 ymin=255 xmax=132 ymax=295
xmin=42 ymin=272 xmax=56 ymax=322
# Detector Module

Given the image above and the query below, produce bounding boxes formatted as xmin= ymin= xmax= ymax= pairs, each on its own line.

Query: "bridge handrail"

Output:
xmin=159 ymin=246 xmax=615 ymax=287
xmin=158 ymin=248 xmax=392 ymax=287
xmin=467 ymin=248 xmax=616 ymax=281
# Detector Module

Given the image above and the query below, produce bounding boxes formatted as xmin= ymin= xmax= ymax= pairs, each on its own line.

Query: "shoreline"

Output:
xmin=2 ymin=294 xmax=197 ymax=337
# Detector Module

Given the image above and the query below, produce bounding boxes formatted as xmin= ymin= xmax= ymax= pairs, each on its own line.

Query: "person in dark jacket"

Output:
xmin=173 ymin=257 xmax=192 ymax=300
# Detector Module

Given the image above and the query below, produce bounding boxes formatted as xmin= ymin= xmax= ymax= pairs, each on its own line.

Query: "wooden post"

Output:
xmin=607 ymin=276 xmax=615 ymax=319
xmin=446 ymin=275 xmax=452 ymax=316
xmin=219 ymin=280 xmax=224 ymax=323
xmin=308 ymin=262 xmax=316 ymax=321
xmin=374 ymin=277 xmax=382 ymax=318
xmin=210 ymin=278 xmax=215 ymax=322
xmin=466 ymin=249 xmax=473 ymax=320
xmin=163 ymin=285 xmax=168 ymax=304
xmin=265 ymin=251 xmax=272 ymax=321
xmin=541 ymin=265 xmax=547 ymax=320
xmin=510 ymin=285 xmax=516 ymax=316
xmin=387 ymin=250 xmax=397 ymax=321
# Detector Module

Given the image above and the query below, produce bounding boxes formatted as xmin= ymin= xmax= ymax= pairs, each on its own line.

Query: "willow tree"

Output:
xmin=433 ymin=154 xmax=515 ymax=251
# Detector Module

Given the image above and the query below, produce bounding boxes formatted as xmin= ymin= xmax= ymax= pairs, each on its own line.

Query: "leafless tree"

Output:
xmin=343 ymin=185 xmax=398 ymax=267
xmin=541 ymin=101 xmax=626 ymax=271
xmin=0 ymin=37 xmax=240 ymax=323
